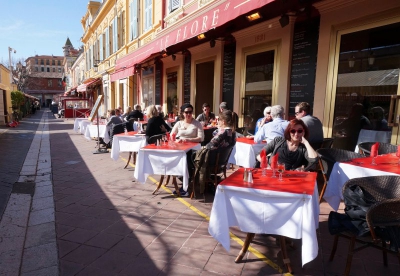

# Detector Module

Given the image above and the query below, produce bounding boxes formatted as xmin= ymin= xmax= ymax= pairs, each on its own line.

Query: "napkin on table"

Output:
xmin=370 ymin=142 xmax=379 ymax=157
xmin=260 ymin=149 xmax=267 ymax=169
xmin=270 ymin=153 xmax=279 ymax=170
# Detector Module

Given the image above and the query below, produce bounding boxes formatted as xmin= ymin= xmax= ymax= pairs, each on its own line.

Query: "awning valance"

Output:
xmin=77 ymin=78 xmax=101 ymax=92
xmin=111 ymin=0 xmax=274 ymax=81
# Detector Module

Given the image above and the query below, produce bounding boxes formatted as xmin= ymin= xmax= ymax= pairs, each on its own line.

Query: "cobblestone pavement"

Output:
xmin=0 ymin=110 xmax=399 ymax=275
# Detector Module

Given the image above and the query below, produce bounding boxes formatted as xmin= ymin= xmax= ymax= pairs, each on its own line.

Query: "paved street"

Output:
xmin=0 ymin=109 xmax=399 ymax=275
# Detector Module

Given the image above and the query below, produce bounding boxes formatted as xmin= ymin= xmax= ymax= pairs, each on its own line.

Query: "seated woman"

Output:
xmin=170 ymin=103 xmax=204 ymax=196
xmin=171 ymin=103 xmax=204 ymax=143
xmin=204 ymin=109 xmax=236 ymax=150
xmin=145 ymin=105 xmax=171 ymax=142
xmin=256 ymin=119 xmax=318 ymax=170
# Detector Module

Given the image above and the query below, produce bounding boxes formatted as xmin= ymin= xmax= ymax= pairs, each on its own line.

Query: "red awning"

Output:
xmin=77 ymin=78 xmax=101 ymax=92
xmin=111 ymin=0 xmax=273 ymax=81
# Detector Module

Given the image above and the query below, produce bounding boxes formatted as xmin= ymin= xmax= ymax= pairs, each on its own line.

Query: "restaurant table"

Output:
xmin=228 ymin=137 xmax=266 ymax=168
xmin=79 ymin=120 xmax=91 ymax=134
xmin=134 ymin=142 xmax=201 ymax=193
xmin=209 ymin=168 xmax=319 ymax=270
xmin=354 ymin=129 xmax=391 ymax=152
xmin=110 ymin=131 xmax=147 ymax=167
xmin=73 ymin=118 xmax=88 ymax=133
xmin=324 ymin=153 xmax=399 ymax=211
xmin=84 ymin=124 xmax=110 ymax=144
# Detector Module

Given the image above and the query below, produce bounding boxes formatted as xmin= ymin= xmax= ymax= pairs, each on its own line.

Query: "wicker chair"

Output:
xmin=357 ymin=142 xmax=397 ymax=157
xmin=329 ymin=176 xmax=400 ymax=276
xmin=316 ymin=148 xmax=364 ymax=203
xmin=147 ymin=134 xmax=164 ymax=145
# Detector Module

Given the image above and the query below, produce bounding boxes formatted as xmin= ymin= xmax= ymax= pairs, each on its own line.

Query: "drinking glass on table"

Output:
xmin=277 ymin=163 xmax=285 ymax=181
xmin=162 ymin=135 xmax=167 ymax=146
xmin=271 ymin=162 xmax=277 ymax=178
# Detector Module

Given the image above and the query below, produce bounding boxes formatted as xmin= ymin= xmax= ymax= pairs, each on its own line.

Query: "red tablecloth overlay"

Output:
xmin=219 ymin=167 xmax=316 ymax=195
xmin=143 ymin=142 xmax=199 ymax=151
xmin=235 ymin=137 xmax=266 ymax=145
xmin=343 ymin=153 xmax=400 ymax=174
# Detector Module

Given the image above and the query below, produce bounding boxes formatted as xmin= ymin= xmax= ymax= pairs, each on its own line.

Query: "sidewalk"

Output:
xmin=0 ymin=111 xmax=399 ymax=275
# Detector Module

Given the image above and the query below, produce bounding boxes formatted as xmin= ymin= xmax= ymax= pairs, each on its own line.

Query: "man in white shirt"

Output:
xmin=295 ymin=102 xmax=323 ymax=145
xmin=254 ymin=105 xmax=289 ymax=143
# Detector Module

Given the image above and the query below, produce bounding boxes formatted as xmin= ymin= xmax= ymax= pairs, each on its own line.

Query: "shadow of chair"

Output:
xmin=190 ymin=145 xmax=234 ymax=200
xmin=329 ymin=176 xmax=400 ymax=276
xmin=357 ymin=142 xmax=397 ymax=157
xmin=316 ymin=148 xmax=364 ymax=203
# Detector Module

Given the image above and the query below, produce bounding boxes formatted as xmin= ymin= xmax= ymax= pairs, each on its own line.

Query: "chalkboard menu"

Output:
xmin=288 ymin=16 xmax=320 ymax=115
xmin=88 ymin=95 xmax=103 ymax=122
xmin=183 ymin=52 xmax=191 ymax=103
xmin=155 ymin=61 xmax=162 ymax=104
xmin=222 ymin=42 xmax=236 ymax=109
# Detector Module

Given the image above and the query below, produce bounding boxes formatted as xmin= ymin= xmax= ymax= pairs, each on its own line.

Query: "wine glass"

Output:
xmin=162 ymin=135 xmax=167 ymax=146
xmin=277 ymin=163 xmax=285 ymax=181
xmin=271 ymin=163 xmax=277 ymax=178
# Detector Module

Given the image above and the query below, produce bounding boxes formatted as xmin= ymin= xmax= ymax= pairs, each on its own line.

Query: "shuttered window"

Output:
xmin=130 ymin=0 xmax=138 ymax=40
xmin=144 ymin=0 xmax=152 ymax=31
xmin=169 ymin=0 xmax=180 ymax=13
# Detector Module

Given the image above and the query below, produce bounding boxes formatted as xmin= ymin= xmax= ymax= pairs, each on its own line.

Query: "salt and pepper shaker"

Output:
xmin=248 ymin=170 xmax=253 ymax=183
xmin=243 ymin=168 xmax=249 ymax=182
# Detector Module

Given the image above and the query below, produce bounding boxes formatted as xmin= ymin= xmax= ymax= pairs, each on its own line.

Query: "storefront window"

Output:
xmin=167 ymin=72 xmax=178 ymax=117
xmin=142 ymin=67 xmax=154 ymax=109
xmin=244 ymin=50 xmax=275 ymax=131
xmin=332 ymin=22 xmax=400 ymax=150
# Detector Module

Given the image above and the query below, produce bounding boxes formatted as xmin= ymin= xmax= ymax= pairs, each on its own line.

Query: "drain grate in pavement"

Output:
xmin=12 ymin=182 xmax=36 ymax=196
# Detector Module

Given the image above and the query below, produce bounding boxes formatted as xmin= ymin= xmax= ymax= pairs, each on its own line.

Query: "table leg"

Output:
xmin=279 ymin=236 xmax=292 ymax=273
xmin=124 ymin=152 xmax=132 ymax=169
xmin=172 ymin=176 xmax=180 ymax=196
xmin=235 ymin=233 xmax=255 ymax=263
xmin=152 ymin=175 xmax=166 ymax=194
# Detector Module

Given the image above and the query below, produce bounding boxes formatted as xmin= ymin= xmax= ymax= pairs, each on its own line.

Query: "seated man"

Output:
xmin=126 ymin=104 xmax=144 ymax=121
xmin=294 ymin=102 xmax=323 ymax=145
xmin=254 ymin=105 xmax=289 ymax=143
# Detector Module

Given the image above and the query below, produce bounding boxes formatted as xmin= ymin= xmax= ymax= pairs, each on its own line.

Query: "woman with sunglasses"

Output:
xmin=257 ymin=119 xmax=317 ymax=170
xmin=171 ymin=103 xmax=204 ymax=143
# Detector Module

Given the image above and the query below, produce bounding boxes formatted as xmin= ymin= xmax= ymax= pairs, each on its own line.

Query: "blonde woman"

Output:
xmin=145 ymin=105 xmax=171 ymax=140
xmin=121 ymin=106 xmax=132 ymax=121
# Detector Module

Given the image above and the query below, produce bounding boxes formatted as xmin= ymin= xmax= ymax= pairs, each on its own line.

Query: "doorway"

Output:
xmin=195 ymin=61 xmax=214 ymax=117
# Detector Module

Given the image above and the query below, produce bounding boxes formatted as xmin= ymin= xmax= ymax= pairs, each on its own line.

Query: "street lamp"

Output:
xmin=8 ymin=47 xmax=16 ymax=84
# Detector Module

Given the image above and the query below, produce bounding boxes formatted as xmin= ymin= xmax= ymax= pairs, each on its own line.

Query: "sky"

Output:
xmin=0 ymin=0 xmax=90 ymax=67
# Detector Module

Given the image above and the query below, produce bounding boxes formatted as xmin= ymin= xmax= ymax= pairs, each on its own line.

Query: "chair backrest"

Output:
xmin=148 ymin=134 xmax=163 ymax=144
xmin=358 ymin=142 xmax=397 ymax=156
xmin=317 ymin=148 xmax=364 ymax=178
xmin=109 ymin=122 xmax=127 ymax=146
xmin=201 ymin=128 xmax=216 ymax=146
xmin=311 ymin=138 xmax=335 ymax=150
xmin=170 ymin=121 xmax=176 ymax=128
xmin=208 ymin=144 xmax=235 ymax=171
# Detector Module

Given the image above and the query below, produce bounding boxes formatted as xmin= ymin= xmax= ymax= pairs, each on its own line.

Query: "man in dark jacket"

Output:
xmin=126 ymin=104 xmax=144 ymax=121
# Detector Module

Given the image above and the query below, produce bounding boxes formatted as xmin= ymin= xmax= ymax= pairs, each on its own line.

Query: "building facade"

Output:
xmin=79 ymin=0 xmax=400 ymax=144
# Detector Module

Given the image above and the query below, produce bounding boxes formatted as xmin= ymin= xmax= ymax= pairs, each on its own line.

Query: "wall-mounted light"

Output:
xmin=279 ymin=14 xmax=290 ymax=28
xmin=197 ymin=33 xmax=206 ymax=40
xmin=348 ymin=56 xmax=356 ymax=68
xmin=246 ymin=12 xmax=261 ymax=22
xmin=172 ymin=54 xmax=176 ymax=61
xmin=210 ymin=39 xmax=216 ymax=48
xmin=161 ymin=50 xmax=168 ymax=58
xmin=368 ymin=51 xmax=375 ymax=66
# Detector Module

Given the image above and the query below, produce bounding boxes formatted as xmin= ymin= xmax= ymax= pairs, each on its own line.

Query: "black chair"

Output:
xmin=329 ymin=176 xmax=400 ymax=276
xmin=357 ymin=142 xmax=397 ymax=157
xmin=201 ymin=128 xmax=216 ymax=146
xmin=148 ymin=134 xmax=164 ymax=145
xmin=316 ymin=148 xmax=364 ymax=203
xmin=310 ymin=137 xmax=335 ymax=150
xmin=109 ymin=122 xmax=133 ymax=147
xmin=191 ymin=144 xmax=235 ymax=199
xmin=170 ymin=121 xmax=176 ymax=128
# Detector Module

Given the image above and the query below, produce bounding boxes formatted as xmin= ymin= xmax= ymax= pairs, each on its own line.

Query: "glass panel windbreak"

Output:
xmin=332 ymin=22 xmax=400 ymax=150
xmin=167 ymin=72 xmax=178 ymax=117
xmin=244 ymin=50 xmax=274 ymax=132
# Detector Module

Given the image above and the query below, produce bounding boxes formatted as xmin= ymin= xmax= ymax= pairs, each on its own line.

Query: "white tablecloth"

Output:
xmin=110 ymin=135 xmax=147 ymax=161
xmin=73 ymin=118 xmax=88 ymax=133
xmin=79 ymin=120 xmax=91 ymax=134
xmin=209 ymin=184 xmax=319 ymax=266
xmin=324 ymin=162 xmax=397 ymax=210
xmin=228 ymin=141 xmax=265 ymax=168
xmin=355 ymin=129 xmax=391 ymax=152
xmin=133 ymin=143 xmax=201 ymax=191
xmin=84 ymin=124 xmax=110 ymax=144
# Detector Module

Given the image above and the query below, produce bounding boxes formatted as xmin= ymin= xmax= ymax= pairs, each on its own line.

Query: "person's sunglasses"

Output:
xmin=294 ymin=112 xmax=300 ymax=115
xmin=266 ymin=112 xmax=271 ymax=114
xmin=290 ymin=129 xmax=304 ymax=134
xmin=184 ymin=110 xmax=193 ymax=114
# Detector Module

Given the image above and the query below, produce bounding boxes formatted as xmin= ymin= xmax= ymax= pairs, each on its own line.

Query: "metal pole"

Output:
xmin=8 ymin=47 xmax=14 ymax=84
